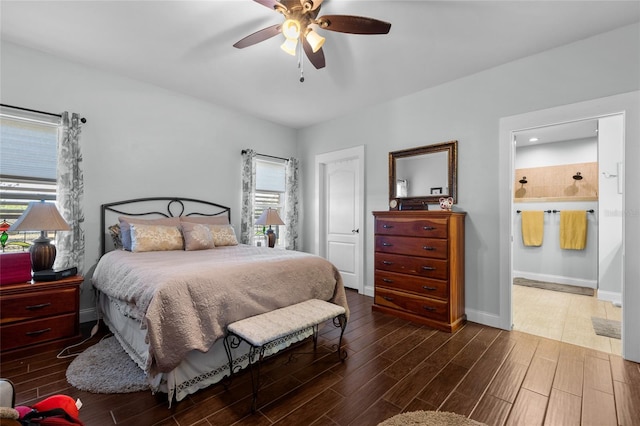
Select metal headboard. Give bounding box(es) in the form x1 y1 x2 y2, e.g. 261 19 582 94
100 197 231 256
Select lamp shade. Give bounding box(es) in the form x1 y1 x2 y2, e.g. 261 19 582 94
8 201 70 232
255 208 285 227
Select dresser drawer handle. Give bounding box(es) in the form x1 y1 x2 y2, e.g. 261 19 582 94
382 242 393 247
383 261 393 265
26 328 52 336
422 266 436 271
422 286 437 291
382 224 394 229
25 303 51 310
423 226 436 231
383 296 395 302
423 306 436 312
382 278 394 283
423 246 435 251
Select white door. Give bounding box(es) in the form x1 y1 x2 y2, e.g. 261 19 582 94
315 146 364 293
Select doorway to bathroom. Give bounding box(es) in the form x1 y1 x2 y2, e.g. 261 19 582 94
511 115 623 355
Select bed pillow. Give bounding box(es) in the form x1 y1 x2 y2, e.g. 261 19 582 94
129 223 184 253
207 224 238 246
119 216 181 251
182 222 216 251
180 215 230 225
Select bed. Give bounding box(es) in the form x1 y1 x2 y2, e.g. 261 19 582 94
91 197 349 403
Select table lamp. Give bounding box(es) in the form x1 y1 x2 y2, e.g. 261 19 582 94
8 201 70 271
255 208 285 248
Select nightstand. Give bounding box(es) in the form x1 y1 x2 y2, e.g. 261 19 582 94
0 275 83 361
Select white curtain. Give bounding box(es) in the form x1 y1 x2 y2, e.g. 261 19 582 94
54 112 84 272
284 157 300 250
240 149 256 245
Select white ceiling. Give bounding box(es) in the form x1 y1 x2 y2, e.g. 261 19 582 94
1 1 639 129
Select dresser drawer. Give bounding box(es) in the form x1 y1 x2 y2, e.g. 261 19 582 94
0 313 77 351
0 288 77 325
375 236 448 259
375 253 448 280
375 270 448 300
375 217 448 238
375 288 448 321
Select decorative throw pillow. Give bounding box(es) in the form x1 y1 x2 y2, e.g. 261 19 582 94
182 222 215 251
108 224 123 249
118 216 181 251
207 224 238 246
180 215 229 226
129 223 184 253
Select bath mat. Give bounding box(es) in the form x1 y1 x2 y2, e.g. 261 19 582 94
591 317 621 339
513 277 594 296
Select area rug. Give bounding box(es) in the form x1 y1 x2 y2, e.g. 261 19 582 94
591 317 621 339
513 277 594 296
378 411 487 426
66 336 149 393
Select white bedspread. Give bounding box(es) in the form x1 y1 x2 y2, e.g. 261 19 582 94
91 245 348 374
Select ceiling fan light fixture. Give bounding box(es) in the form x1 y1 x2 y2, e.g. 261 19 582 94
282 19 301 40
300 0 323 12
305 29 325 53
280 37 298 56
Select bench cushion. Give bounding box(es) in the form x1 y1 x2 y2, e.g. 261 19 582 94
227 299 346 347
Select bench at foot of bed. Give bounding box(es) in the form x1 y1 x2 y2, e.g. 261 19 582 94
223 299 347 412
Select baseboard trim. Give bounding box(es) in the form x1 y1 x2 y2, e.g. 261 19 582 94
466 309 505 330
597 290 622 306
80 307 98 324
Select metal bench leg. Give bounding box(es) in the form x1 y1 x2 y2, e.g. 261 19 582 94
248 345 266 413
334 314 348 362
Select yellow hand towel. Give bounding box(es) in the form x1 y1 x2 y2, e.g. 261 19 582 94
560 210 587 250
521 211 544 247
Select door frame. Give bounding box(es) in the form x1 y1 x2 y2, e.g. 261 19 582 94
315 145 365 294
498 91 640 362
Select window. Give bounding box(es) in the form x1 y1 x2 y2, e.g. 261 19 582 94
0 106 60 252
254 158 286 247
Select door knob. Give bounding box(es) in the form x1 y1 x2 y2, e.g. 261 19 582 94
352 229 359 234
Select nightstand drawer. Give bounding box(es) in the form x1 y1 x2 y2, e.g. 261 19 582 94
0 288 77 324
0 313 77 351
375 288 448 321
375 236 448 259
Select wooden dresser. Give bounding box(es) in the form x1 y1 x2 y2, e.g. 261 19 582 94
372 210 466 332
0 275 83 361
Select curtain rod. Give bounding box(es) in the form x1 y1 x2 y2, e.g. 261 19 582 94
241 150 288 162
0 103 87 123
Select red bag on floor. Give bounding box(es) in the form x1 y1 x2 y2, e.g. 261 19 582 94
16 395 84 426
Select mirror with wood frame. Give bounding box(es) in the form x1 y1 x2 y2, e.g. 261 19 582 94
389 140 458 208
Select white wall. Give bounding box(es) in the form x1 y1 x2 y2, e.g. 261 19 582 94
0 41 298 320
298 23 639 323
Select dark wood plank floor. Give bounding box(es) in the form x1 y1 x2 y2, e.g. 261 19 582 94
2 290 639 425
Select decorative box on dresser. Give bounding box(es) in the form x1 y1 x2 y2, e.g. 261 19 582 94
0 275 83 361
372 210 466 332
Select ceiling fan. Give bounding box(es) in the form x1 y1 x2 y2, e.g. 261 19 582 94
233 0 391 79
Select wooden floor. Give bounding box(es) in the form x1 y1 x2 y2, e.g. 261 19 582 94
2 289 639 426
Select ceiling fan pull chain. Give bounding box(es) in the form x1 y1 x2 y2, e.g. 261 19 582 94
298 40 305 83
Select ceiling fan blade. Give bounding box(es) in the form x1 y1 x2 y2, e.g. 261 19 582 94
233 24 282 49
302 38 326 69
316 15 391 34
253 0 284 11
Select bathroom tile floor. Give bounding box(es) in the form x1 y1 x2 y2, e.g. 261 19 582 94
512 284 622 355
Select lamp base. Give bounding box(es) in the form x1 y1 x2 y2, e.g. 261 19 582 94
265 229 276 248
30 237 56 272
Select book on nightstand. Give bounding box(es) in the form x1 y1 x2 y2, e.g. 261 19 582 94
32 267 78 282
